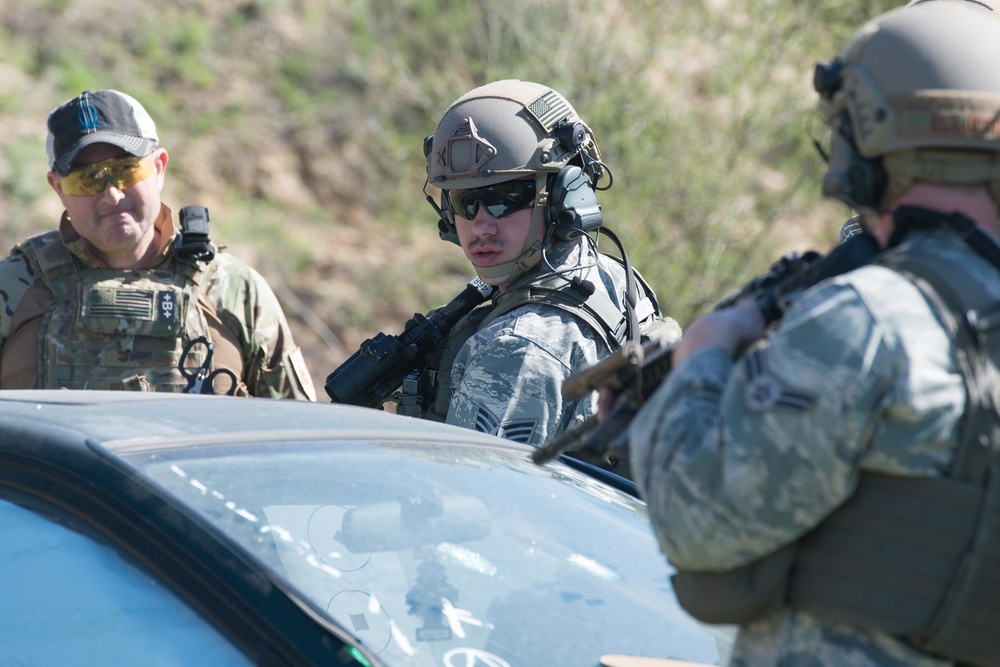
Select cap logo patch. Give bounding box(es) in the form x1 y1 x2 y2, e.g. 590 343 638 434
77 99 101 132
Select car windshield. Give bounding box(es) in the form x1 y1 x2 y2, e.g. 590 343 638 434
119 437 733 666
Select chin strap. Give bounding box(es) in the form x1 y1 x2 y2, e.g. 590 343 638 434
471 172 550 285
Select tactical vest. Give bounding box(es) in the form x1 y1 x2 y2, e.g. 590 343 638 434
398 256 675 421
18 231 222 392
671 243 1000 667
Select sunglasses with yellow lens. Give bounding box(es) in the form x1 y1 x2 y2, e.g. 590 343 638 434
60 155 156 197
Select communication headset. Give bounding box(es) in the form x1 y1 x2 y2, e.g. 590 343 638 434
814 59 889 211
548 119 604 239
547 165 603 240
424 118 606 245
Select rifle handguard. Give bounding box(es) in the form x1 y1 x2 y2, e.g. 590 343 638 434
532 230 883 470
561 340 647 401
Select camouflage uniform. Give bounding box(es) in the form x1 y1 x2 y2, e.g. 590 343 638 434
0 204 316 400
422 79 677 448
447 236 657 446
629 230 989 666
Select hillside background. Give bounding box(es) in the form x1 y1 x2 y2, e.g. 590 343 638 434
0 0 894 391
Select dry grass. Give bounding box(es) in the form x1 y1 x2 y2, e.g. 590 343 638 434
0 0 896 388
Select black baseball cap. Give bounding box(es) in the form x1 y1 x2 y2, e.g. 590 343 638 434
46 90 159 176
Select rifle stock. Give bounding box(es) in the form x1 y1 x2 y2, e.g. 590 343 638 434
533 231 882 469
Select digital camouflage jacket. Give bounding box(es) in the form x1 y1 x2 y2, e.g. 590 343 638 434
630 230 1000 667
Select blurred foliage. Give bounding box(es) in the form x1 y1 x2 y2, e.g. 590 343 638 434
0 0 897 371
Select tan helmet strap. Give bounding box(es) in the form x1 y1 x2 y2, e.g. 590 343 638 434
472 172 549 284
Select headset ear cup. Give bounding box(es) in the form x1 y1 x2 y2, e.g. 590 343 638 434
822 111 888 210
547 166 603 240
847 157 887 210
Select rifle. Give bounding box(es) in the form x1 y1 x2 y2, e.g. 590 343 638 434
532 230 883 472
325 277 496 409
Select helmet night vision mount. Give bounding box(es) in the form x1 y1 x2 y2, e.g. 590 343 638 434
423 80 609 285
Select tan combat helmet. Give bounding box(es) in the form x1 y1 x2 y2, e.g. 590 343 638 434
814 1 1000 212
424 80 606 284
906 0 999 10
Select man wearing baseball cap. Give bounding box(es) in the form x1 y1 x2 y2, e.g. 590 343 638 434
0 89 316 398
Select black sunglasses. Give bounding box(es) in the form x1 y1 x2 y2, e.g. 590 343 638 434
446 180 536 219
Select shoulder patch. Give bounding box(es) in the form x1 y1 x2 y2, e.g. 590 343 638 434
474 405 502 435
497 419 538 444
471 404 539 443
742 349 816 413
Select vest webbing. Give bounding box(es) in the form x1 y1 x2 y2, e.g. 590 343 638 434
17 231 226 392
406 256 665 421
413 275 631 422
491 253 664 351
492 279 626 351
672 242 1000 667
19 230 205 287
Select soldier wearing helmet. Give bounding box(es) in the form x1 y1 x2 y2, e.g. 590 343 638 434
415 79 678 455
629 2 1000 665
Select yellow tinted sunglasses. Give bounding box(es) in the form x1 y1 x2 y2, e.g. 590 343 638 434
60 155 155 196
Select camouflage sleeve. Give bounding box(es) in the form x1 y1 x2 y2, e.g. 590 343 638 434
0 252 36 347
629 276 905 571
446 310 597 446
203 254 317 401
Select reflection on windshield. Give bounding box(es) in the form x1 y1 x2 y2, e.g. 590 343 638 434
124 440 733 666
